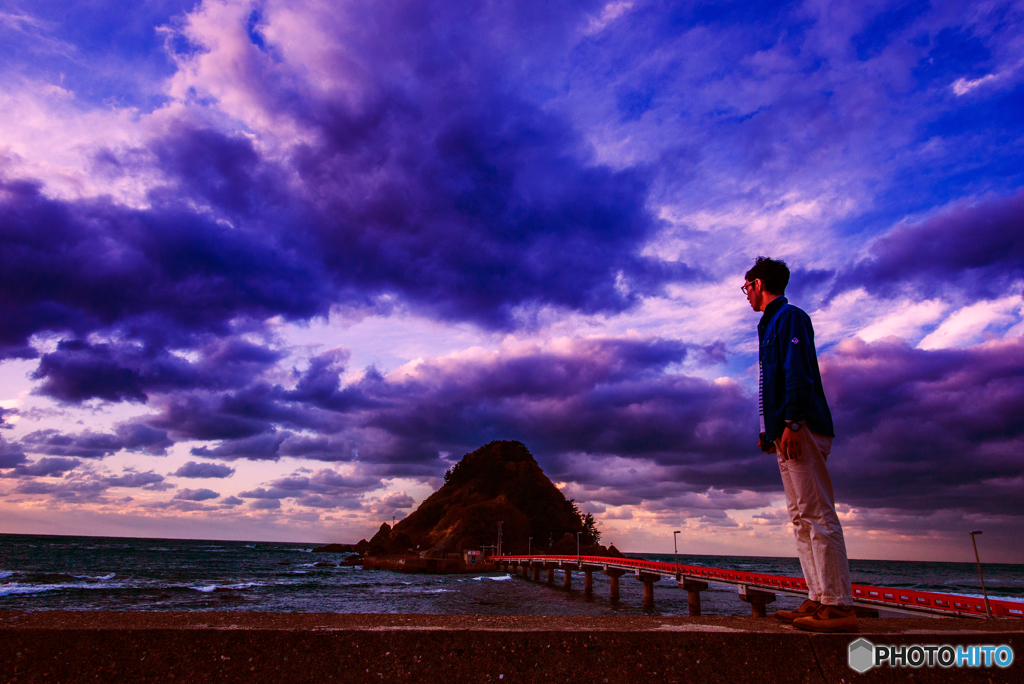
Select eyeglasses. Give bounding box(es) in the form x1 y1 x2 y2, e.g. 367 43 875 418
741 280 758 295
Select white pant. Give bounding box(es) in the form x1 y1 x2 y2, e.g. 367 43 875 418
776 428 853 606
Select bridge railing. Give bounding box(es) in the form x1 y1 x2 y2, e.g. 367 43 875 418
494 554 1024 619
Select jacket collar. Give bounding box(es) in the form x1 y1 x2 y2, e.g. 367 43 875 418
758 295 788 333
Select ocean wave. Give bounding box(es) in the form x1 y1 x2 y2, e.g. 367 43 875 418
188 582 262 593
0 581 119 597
0 571 13 579
467 575 513 582
71 573 116 580
0 583 55 597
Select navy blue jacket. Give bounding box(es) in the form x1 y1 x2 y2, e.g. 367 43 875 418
758 296 835 441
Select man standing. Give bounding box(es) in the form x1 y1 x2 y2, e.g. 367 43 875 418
744 256 857 633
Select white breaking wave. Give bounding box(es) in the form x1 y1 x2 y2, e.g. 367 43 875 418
469 574 513 582
71 573 116 580
0 581 118 597
188 582 262 593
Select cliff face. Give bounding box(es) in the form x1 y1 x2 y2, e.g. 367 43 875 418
388 440 593 557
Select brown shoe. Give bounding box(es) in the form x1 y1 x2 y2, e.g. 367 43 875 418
793 603 858 632
774 599 819 623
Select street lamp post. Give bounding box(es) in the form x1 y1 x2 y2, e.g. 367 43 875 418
576 532 581 565
969 530 992 618
528 537 532 557
673 530 681 582
498 521 503 558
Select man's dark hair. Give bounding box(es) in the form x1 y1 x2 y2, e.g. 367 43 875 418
745 256 790 295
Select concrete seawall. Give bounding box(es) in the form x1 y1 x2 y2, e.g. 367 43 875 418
1 611 1020 683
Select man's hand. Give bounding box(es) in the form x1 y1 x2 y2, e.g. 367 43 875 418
778 425 802 461
758 434 776 454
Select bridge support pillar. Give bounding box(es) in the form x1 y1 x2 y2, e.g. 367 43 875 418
604 568 626 602
584 571 593 597
680 579 709 617
563 567 572 590
739 585 776 617
637 572 661 609
546 565 555 585
532 564 541 582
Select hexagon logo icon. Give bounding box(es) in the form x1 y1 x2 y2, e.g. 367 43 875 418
848 638 875 673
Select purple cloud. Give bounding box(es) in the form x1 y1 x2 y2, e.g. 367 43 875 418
837 191 1024 301
172 488 219 502
18 424 171 458
822 336 1024 515
2 457 81 478
171 461 235 479
103 470 172 491
0 437 27 469
30 336 284 404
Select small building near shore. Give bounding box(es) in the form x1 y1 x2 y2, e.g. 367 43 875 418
464 550 481 564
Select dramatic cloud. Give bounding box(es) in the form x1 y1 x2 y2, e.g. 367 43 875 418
148 337 753 482
822 336 1024 515
837 191 1024 301
1 0 1023 557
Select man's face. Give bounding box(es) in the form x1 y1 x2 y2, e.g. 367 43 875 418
743 279 762 312
745 278 761 309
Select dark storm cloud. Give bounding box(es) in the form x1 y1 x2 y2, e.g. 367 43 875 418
173 337 765 489
18 424 171 458
31 336 284 404
0 0 695 374
171 461 235 479
146 332 1024 518
822 336 1024 515
836 191 1024 300
189 431 290 460
0 177 331 363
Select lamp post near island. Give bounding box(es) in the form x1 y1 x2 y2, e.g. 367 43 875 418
528 537 532 557
969 530 992 618
576 532 581 565
497 521 503 558
673 530 681 582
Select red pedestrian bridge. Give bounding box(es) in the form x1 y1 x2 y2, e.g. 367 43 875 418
494 554 1024 620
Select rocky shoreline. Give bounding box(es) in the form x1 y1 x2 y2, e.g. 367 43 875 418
2 611 1020 683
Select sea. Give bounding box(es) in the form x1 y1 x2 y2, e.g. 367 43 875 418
2 533 1021 617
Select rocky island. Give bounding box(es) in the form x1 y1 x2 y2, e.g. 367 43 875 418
316 440 620 572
